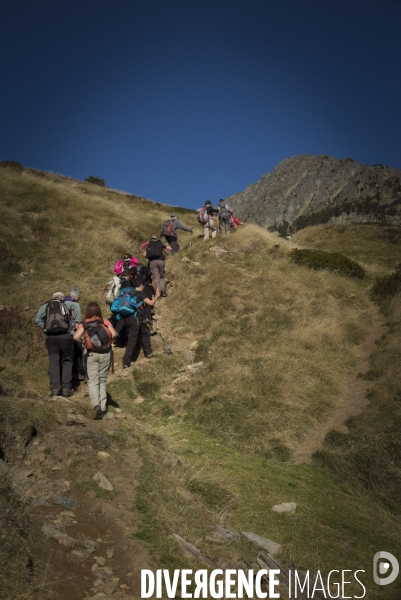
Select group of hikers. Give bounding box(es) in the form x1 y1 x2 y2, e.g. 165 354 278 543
34 201 242 420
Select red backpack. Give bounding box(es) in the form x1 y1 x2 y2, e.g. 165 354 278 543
83 318 112 352
197 207 209 224
161 219 174 237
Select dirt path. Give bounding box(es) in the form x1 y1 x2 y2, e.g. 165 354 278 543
6 381 155 600
293 302 387 463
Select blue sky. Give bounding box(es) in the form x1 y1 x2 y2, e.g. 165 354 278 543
1 0 401 208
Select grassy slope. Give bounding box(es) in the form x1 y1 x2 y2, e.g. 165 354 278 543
292 222 401 274
1 166 401 598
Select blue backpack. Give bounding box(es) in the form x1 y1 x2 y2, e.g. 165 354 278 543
110 291 144 320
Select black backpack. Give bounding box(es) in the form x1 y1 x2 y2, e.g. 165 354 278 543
83 318 112 353
146 239 163 261
138 265 152 283
45 299 70 334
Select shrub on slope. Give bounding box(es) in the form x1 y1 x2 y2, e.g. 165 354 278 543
290 248 365 278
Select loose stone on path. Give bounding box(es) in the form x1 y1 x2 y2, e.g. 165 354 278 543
93 472 114 491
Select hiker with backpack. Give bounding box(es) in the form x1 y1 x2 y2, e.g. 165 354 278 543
198 200 219 240
64 286 85 381
34 292 82 397
218 199 234 235
144 235 171 297
138 266 157 326
114 254 138 277
160 214 193 255
111 273 160 368
73 302 117 420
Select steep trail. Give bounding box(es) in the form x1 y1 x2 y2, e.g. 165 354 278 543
292 301 387 463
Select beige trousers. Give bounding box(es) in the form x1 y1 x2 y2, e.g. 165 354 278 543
86 351 111 411
203 218 217 240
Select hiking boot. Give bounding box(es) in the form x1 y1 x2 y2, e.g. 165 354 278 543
61 387 74 397
50 388 61 397
123 363 131 369
160 290 167 297
93 406 103 420
146 352 155 359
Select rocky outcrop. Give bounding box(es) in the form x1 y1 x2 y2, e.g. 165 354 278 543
225 155 401 234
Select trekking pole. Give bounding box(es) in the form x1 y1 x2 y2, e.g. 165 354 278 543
189 231 193 251
155 299 159 332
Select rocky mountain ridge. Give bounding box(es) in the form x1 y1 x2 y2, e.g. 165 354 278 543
225 155 401 235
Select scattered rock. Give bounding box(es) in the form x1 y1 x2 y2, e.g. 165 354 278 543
19 272 29 277
97 451 110 460
97 566 113 578
115 408 122 414
93 579 103 587
31 497 49 507
241 532 281 555
134 396 144 404
95 556 107 566
104 413 114 420
52 465 62 471
114 413 126 420
119 583 130 589
209 246 233 255
92 563 99 572
93 472 114 491
96 537 102 543
83 539 97 549
171 374 189 385
71 550 84 558
0 460 10 476
101 581 118 595
179 361 203 373
62 480 70 488
0 305 4 311
189 340 198 349
206 525 241 544
53 497 77 510
23 305 30 311
272 502 297 514
106 549 114 559
59 510 76 517
66 414 86 426
176 487 194 501
41 525 76 547
180 257 200 266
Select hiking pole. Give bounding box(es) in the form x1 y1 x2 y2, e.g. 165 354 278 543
155 299 159 332
189 231 193 251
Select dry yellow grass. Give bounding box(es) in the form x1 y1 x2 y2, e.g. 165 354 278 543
2 166 401 599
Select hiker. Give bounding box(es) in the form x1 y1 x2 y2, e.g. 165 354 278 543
160 214 193 255
218 199 233 235
112 273 161 368
64 286 85 381
198 200 219 240
34 292 82 397
140 267 157 326
114 253 138 277
144 235 171 297
73 302 117 420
